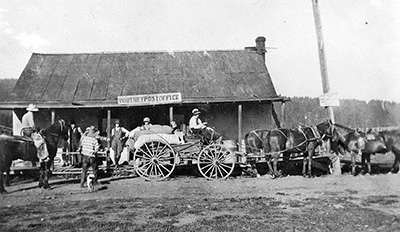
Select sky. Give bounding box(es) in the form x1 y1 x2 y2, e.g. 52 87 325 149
0 0 399 103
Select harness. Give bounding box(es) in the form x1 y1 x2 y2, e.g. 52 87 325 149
272 128 308 153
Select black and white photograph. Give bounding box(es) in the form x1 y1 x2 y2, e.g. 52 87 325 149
0 0 399 231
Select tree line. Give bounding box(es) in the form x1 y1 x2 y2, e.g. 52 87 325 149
0 79 399 129
0 79 17 127
274 97 400 129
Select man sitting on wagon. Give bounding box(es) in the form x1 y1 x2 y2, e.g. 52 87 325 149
189 108 222 144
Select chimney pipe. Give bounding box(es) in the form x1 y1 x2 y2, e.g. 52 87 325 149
255 36 266 61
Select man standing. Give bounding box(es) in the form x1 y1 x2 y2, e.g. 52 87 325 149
111 120 129 167
68 120 83 167
21 104 39 137
79 126 100 188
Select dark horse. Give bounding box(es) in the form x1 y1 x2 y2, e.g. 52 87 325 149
332 123 400 175
244 120 334 178
0 119 67 193
244 129 270 155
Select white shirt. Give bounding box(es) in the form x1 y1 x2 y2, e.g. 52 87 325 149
189 115 205 129
21 111 35 128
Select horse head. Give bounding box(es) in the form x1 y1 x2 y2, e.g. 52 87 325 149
316 120 335 140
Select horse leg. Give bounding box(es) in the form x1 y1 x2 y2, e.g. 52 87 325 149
273 153 281 178
42 160 51 189
366 153 371 174
351 151 357 176
0 168 6 194
5 168 10 186
302 153 307 177
38 161 44 188
390 147 400 173
361 153 366 174
265 155 274 176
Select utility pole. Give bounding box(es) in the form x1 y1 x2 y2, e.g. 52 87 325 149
311 0 335 123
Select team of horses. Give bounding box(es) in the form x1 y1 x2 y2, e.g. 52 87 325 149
0 118 399 193
244 120 400 178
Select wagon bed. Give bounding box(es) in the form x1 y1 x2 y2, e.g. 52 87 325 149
131 133 236 181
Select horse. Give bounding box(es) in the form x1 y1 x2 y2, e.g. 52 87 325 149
333 123 400 175
262 120 334 178
244 129 270 154
0 119 67 193
38 119 68 188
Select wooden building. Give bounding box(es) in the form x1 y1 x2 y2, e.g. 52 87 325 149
0 37 287 158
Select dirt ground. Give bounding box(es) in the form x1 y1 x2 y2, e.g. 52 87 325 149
1 164 400 232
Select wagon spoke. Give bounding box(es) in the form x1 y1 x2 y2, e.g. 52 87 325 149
159 162 173 173
141 162 152 175
159 155 175 162
217 165 225 177
200 163 214 175
212 166 218 178
156 144 168 158
200 162 213 170
137 148 152 159
220 163 233 169
204 149 216 160
199 155 213 163
221 166 230 175
157 148 172 159
155 164 165 177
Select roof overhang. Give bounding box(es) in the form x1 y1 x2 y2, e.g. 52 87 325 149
0 97 289 110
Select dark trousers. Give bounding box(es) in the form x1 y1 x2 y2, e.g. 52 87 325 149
80 155 99 187
22 128 36 167
70 142 82 166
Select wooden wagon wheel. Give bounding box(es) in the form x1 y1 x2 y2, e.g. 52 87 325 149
133 140 177 181
197 144 235 180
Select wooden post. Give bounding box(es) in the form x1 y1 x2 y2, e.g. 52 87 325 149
107 110 111 149
169 107 173 124
281 101 286 128
311 0 335 123
51 110 55 124
238 104 242 145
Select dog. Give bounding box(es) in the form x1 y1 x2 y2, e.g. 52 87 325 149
87 174 95 192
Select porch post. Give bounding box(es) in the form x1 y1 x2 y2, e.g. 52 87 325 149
51 110 55 124
238 104 242 144
281 101 286 128
107 110 111 149
169 106 173 124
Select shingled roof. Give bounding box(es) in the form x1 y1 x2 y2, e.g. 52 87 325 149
2 49 283 109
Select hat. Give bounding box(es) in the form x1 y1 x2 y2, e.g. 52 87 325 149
86 126 99 137
143 117 150 122
192 108 200 115
115 119 120 124
26 104 39 112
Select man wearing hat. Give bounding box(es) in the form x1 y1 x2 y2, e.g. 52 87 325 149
111 119 129 167
68 119 83 167
140 117 153 131
79 126 101 188
21 103 39 137
189 108 207 134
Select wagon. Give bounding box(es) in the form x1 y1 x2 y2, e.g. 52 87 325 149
129 132 236 181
